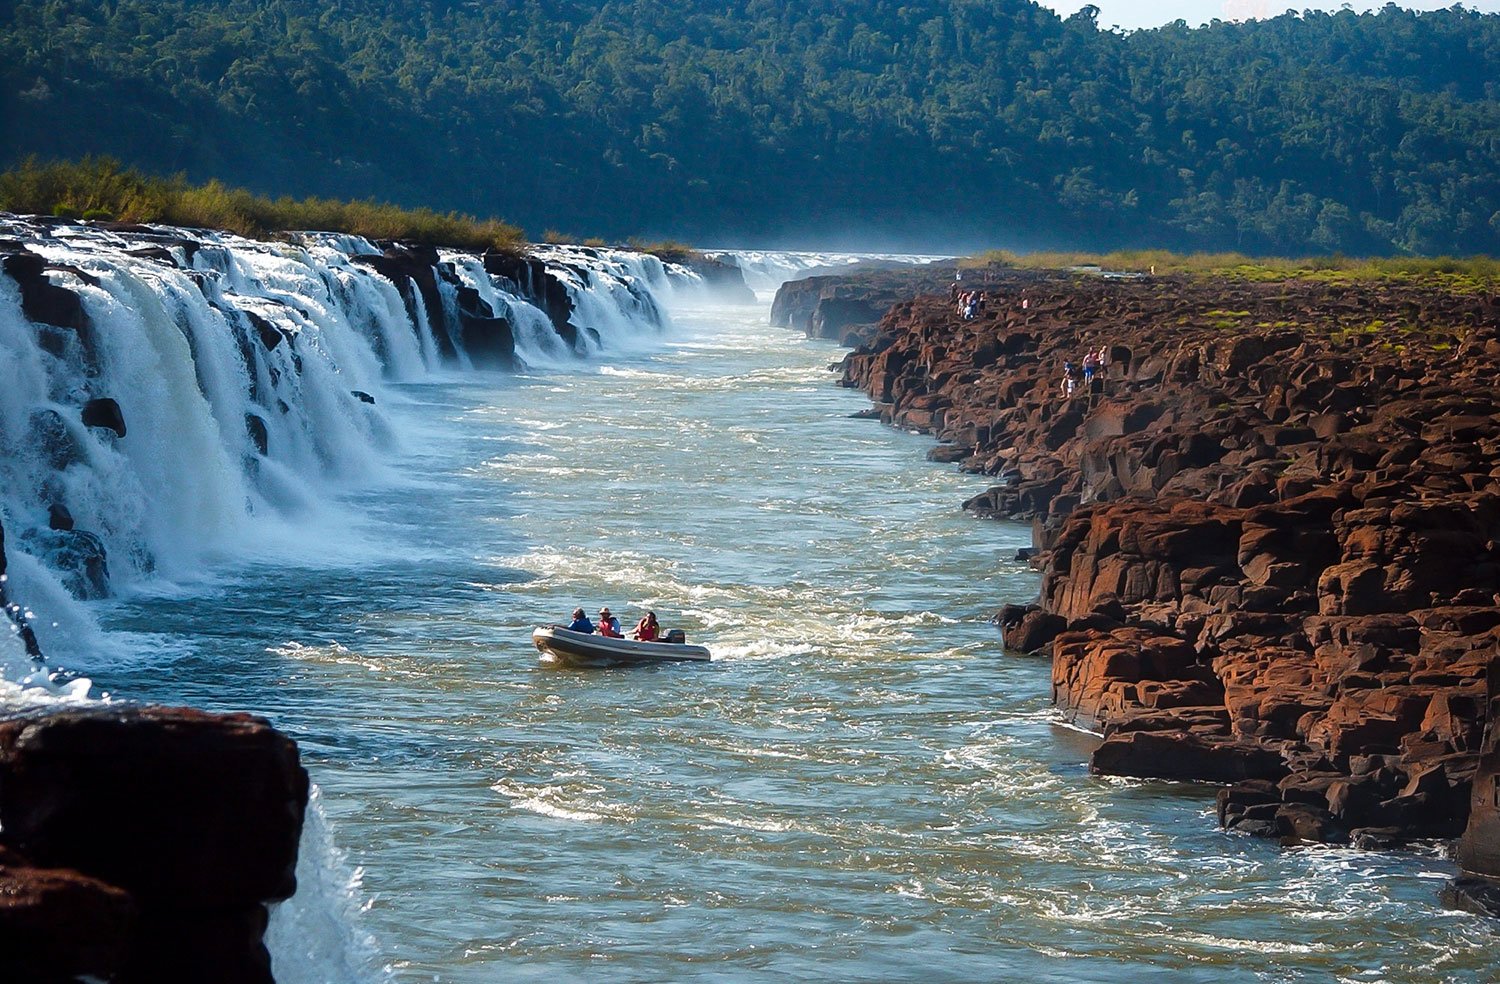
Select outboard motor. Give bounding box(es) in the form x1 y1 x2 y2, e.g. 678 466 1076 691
665 629 686 644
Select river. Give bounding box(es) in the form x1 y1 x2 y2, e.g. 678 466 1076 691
17 284 1500 982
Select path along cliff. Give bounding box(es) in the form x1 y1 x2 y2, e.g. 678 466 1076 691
779 264 1500 878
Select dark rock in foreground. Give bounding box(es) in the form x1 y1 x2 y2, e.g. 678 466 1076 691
0 706 309 982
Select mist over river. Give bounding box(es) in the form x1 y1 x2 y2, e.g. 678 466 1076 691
15 285 1500 981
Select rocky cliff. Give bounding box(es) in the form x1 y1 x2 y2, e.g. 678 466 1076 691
817 266 1500 851
770 266 960 345
0 706 309 982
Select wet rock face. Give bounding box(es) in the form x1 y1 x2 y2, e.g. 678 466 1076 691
2 249 89 332
0 706 309 982
0 520 42 660
353 244 456 359
825 266 1500 848
1456 658 1500 893
453 283 517 368
81 397 127 438
246 411 270 456
483 250 578 346
0 845 136 980
19 526 109 599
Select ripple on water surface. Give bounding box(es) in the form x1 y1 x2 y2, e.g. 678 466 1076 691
96 303 1498 982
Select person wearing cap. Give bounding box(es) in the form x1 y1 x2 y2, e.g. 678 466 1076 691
566 607 595 633
596 607 623 638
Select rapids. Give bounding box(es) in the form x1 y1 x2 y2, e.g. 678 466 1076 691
1 236 1496 981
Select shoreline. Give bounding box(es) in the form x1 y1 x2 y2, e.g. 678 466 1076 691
776 264 1500 874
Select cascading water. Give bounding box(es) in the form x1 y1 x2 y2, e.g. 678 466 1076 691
8 233 1496 982
703 248 952 296
0 216 721 982
527 244 703 355
0 217 710 675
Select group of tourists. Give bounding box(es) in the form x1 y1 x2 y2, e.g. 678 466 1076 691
567 606 660 641
956 289 987 320
1061 345 1111 397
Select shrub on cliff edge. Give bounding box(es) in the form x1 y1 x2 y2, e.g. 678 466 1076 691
0 157 527 253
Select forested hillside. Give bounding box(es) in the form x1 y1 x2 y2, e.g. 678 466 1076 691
3 0 1498 253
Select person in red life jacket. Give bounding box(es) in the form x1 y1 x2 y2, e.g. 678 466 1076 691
597 607 623 637
633 610 660 641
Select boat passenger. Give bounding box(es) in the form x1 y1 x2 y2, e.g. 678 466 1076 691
567 607 595 633
597 607 623 638
634 611 660 641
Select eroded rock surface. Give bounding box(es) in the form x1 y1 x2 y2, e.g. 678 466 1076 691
0 706 309 982
818 266 1500 847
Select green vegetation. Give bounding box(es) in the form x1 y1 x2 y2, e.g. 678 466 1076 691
627 239 702 264
0 157 525 251
1 1 1499 254
965 247 1500 287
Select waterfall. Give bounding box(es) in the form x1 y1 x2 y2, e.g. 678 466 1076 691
266 785 388 984
0 217 707 676
703 248 953 295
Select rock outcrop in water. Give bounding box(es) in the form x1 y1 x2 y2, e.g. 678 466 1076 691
0 706 308 982
806 265 1500 851
0 520 43 660
770 266 957 346
682 254 758 304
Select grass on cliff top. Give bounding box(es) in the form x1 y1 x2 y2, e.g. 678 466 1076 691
0 156 527 253
964 248 1500 289
627 238 703 263
541 229 700 262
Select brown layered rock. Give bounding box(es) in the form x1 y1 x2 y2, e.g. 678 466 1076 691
803 264 1500 850
1449 655 1500 914
0 845 136 980
0 706 309 982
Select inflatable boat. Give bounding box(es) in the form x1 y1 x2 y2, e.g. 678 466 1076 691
531 625 711 668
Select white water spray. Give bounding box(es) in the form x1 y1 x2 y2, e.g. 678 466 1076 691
0 220 708 663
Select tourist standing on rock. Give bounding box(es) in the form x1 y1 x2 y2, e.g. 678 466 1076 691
567 607 595 633
1082 349 1098 385
1062 361 1077 397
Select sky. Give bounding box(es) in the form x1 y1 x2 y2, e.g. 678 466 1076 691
1036 0 1500 31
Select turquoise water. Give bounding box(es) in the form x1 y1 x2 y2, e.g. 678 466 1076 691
93 300 1498 982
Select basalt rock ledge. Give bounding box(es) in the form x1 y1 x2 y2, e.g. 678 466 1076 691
811 266 1500 857
0 705 309 982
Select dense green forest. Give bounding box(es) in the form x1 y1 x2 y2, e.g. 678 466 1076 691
2 0 1498 253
